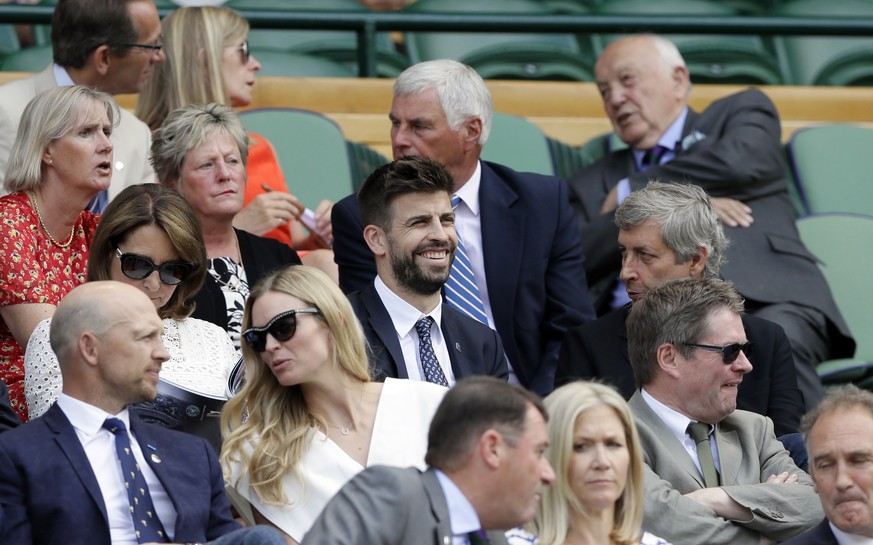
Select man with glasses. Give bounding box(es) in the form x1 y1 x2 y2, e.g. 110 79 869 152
0 0 163 210
557 182 804 439
624 276 821 545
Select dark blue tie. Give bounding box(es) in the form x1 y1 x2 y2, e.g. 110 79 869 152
640 145 670 170
414 316 449 387
102 418 168 543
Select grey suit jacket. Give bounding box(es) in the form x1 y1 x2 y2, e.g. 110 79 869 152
781 519 839 545
0 66 155 198
302 466 509 545
629 391 822 545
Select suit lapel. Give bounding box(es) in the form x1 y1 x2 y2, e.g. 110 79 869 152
440 307 468 379
44 404 110 523
421 469 453 545
129 417 181 516
618 304 631 363
361 284 408 378
713 425 742 486
478 162 522 332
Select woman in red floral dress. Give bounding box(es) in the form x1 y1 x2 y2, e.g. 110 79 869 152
0 85 118 421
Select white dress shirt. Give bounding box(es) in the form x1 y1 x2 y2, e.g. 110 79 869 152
374 276 456 385
56 394 177 544
832 523 873 545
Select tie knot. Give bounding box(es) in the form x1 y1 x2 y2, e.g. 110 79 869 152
451 195 462 209
102 417 127 435
641 145 670 168
687 421 712 442
415 316 434 337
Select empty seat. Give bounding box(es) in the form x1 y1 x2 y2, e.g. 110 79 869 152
0 45 52 72
253 50 356 77
482 113 555 175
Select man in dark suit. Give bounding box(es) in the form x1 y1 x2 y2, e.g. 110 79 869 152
557 182 804 437
302 376 555 545
0 281 284 545
783 385 873 545
332 59 594 395
569 34 854 409
349 156 507 384
0 381 19 432
625 277 821 545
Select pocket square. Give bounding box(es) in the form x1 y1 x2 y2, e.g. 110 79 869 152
680 130 707 151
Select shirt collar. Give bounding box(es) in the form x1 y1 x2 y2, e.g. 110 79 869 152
56 393 131 438
831 522 873 545
373 276 443 339
435 469 482 536
641 388 698 443
632 107 689 165
453 161 482 216
52 64 75 87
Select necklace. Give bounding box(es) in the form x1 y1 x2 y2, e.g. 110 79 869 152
324 383 367 437
327 423 352 436
28 191 75 248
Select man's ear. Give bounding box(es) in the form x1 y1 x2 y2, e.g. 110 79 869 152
364 224 388 257
478 428 504 469
657 342 682 380
79 332 101 368
689 246 709 278
92 45 113 76
672 65 691 98
462 116 483 151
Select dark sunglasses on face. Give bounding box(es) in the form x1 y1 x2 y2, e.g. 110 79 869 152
115 248 193 286
242 307 320 352
685 341 753 364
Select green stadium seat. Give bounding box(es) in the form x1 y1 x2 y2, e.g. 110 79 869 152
482 113 555 175
1 45 52 72
347 141 389 192
253 50 356 77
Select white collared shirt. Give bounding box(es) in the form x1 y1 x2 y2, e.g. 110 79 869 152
831 522 873 545
374 276 455 385
435 469 483 545
52 64 75 86
56 394 177 544
640 389 722 476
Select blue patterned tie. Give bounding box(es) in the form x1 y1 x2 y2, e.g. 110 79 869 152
414 316 449 387
445 196 488 324
640 145 670 171
102 418 168 543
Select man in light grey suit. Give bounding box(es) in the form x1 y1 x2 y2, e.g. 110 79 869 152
625 277 822 545
0 0 161 205
302 376 555 545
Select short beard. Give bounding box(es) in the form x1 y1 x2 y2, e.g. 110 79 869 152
387 237 454 296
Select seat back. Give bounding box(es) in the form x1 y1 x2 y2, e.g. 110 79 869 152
238 108 355 207
0 45 52 72
787 124 873 216
796 213 873 363
253 50 357 78
482 113 554 175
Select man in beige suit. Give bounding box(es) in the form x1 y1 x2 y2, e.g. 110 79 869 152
625 277 822 545
0 0 162 207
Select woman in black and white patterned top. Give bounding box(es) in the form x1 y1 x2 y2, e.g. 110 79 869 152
151 103 301 354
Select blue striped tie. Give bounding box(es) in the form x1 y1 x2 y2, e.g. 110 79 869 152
445 196 488 324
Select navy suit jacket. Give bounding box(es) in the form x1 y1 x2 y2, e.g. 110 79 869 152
781 519 839 545
556 305 804 437
348 283 508 382
0 403 240 545
567 89 853 360
332 161 595 394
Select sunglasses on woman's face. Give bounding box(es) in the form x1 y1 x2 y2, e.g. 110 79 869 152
239 40 250 64
242 307 320 352
115 248 193 286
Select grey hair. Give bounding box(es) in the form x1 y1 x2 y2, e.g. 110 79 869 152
801 384 873 453
5 86 119 193
615 181 727 278
626 277 744 387
394 59 493 146
150 102 249 187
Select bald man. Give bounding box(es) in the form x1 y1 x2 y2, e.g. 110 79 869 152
0 281 282 545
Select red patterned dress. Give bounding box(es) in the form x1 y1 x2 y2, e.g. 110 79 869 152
0 192 99 421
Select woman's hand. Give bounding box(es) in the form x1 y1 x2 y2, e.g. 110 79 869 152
233 190 304 236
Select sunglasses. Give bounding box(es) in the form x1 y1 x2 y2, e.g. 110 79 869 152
685 341 753 364
242 307 320 352
115 248 193 286
239 40 250 64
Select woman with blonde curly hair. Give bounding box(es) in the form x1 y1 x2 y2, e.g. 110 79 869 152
508 381 671 545
221 265 446 544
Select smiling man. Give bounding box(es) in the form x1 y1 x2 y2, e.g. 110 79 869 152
783 385 873 545
348 156 507 385
624 277 821 545
0 0 163 209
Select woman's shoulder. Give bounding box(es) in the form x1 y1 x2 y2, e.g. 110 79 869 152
383 377 449 400
640 531 674 545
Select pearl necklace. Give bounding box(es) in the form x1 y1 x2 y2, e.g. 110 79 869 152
28 191 75 248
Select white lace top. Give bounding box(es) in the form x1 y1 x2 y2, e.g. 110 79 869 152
24 316 238 419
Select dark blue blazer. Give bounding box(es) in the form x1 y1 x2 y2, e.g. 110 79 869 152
348 283 508 382
0 403 240 545
781 519 838 545
556 305 804 437
332 161 595 395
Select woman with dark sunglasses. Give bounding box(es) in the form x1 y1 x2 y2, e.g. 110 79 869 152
24 185 238 431
0 86 117 421
135 6 336 282
220 266 447 544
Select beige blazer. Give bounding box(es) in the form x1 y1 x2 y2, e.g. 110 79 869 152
629 391 822 545
0 65 155 199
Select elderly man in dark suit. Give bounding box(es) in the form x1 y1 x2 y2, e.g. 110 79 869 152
332 59 594 395
349 156 507 385
0 281 283 545
569 34 854 410
302 376 555 545
557 182 804 438
783 385 873 545
625 277 821 545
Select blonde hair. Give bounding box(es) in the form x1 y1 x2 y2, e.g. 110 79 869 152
530 382 645 545
220 266 370 504
136 6 248 130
